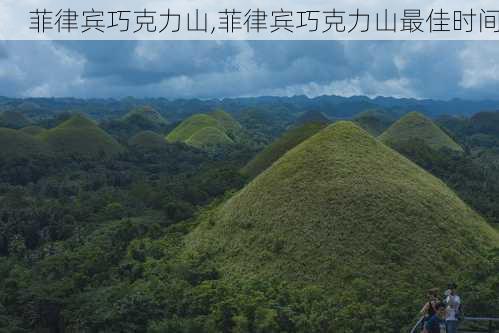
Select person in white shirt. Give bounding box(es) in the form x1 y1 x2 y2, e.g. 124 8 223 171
445 283 461 333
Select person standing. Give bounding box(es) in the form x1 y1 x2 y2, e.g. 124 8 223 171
423 302 447 333
445 283 461 333
420 288 440 331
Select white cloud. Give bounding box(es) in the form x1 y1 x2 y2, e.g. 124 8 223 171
257 75 417 99
459 42 499 89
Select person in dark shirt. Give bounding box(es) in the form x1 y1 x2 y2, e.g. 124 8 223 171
424 302 447 333
420 288 440 331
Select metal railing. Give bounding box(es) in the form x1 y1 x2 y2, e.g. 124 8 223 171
410 316 499 333
410 316 425 333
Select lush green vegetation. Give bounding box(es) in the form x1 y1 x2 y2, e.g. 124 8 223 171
0 123 249 332
388 139 499 224
100 106 173 144
20 126 47 136
128 131 169 151
0 111 31 129
353 108 399 136
380 112 463 152
188 122 499 331
166 111 241 149
241 122 327 178
124 106 169 125
294 110 330 126
210 109 242 138
0 127 50 160
0 102 499 333
39 114 125 158
437 111 499 151
185 127 234 149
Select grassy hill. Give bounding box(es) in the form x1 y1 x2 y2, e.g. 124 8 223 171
210 110 241 137
166 114 221 142
128 130 168 150
39 114 124 158
469 111 499 135
379 112 463 152
186 121 499 330
20 126 47 136
354 109 398 136
166 111 240 148
241 122 327 178
0 128 50 159
123 106 168 125
185 126 234 148
0 111 31 129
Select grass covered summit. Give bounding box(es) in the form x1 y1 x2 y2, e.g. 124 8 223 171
186 121 499 330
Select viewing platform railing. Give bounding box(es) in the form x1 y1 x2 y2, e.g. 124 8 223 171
410 316 499 333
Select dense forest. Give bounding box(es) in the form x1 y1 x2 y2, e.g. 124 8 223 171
0 96 498 333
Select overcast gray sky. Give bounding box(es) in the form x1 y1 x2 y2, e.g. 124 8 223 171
0 41 497 100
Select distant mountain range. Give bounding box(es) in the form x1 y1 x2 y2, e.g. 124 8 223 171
2 95 499 122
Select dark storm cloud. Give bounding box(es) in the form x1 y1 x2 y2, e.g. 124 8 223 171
58 41 256 86
0 40 498 100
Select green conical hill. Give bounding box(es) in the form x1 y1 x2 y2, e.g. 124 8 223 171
379 112 463 152
39 114 124 158
186 121 499 329
166 112 240 148
185 127 234 148
124 106 168 125
209 110 241 135
241 122 327 178
166 114 221 143
0 127 50 159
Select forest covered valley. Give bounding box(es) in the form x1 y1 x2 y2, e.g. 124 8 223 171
0 95 498 333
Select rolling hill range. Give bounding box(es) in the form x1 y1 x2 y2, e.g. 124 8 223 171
186 121 499 330
241 122 327 178
39 114 124 158
0 128 50 160
379 112 463 152
166 111 240 149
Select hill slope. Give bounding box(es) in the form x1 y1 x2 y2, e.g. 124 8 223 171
186 121 499 329
20 126 47 136
123 106 168 125
166 114 221 143
379 112 463 152
294 110 330 126
241 122 327 178
353 109 398 136
39 114 124 158
185 126 234 148
209 110 241 137
0 128 49 159
128 131 168 150
166 112 240 148
0 111 31 129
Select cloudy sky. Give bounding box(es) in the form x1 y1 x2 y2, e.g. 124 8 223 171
0 40 498 100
